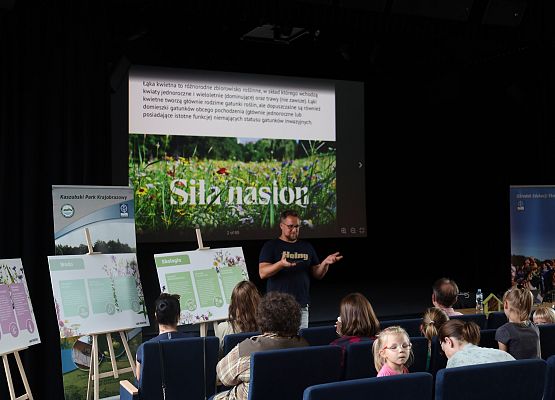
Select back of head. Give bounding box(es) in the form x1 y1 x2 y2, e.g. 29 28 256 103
339 292 380 337
432 278 459 308
372 326 413 372
503 287 533 322
438 319 480 345
421 307 449 341
155 293 181 326
229 280 261 332
256 291 300 336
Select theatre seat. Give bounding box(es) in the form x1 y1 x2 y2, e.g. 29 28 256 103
451 313 487 329
248 345 342 400
380 318 422 337
303 372 433 400
487 311 508 329
478 329 498 349
299 326 338 346
544 355 555 400
435 358 546 400
539 323 555 359
120 337 218 400
223 331 260 356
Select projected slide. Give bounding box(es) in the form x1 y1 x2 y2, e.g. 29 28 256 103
128 66 366 241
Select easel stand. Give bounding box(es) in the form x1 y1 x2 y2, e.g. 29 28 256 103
2 349 33 400
82 228 136 400
86 331 136 400
195 229 219 338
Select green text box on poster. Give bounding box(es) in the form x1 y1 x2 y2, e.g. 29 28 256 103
219 267 245 304
87 278 117 315
114 276 141 312
166 272 197 312
59 279 89 318
193 269 224 308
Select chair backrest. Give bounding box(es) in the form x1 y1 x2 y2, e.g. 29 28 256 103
451 313 487 329
343 340 376 380
223 331 260 356
248 345 342 400
539 323 555 359
303 372 433 400
380 318 422 337
410 336 429 373
545 355 555 400
487 311 508 329
479 329 498 349
140 337 218 400
435 358 546 400
299 326 338 346
429 336 447 376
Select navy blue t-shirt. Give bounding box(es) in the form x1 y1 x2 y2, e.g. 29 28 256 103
259 238 320 306
136 331 192 364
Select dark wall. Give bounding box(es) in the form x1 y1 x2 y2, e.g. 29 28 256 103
1 0 554 398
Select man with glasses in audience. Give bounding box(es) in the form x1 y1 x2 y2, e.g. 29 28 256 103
259 209 342 328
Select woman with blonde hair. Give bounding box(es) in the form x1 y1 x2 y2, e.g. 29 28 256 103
216 280 261 351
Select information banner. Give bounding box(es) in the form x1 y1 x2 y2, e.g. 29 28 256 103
0 259 40 355
51 185 144 400
510 185 555 302
48 253 148 337
154 247 248 324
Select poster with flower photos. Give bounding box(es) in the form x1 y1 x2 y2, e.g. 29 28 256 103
48 253 149 338
0 259 41 355
154 247 249 325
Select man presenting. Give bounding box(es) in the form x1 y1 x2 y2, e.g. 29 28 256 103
259 210 343 328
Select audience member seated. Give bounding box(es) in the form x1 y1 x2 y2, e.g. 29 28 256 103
214 291 308 400
420 307 449 370
439 319 515 368
135 293 191 381
215 280 260 352
496 287 541 359
330 293 380 356
373 326 413 377
532 304 555 325
432 278 463 316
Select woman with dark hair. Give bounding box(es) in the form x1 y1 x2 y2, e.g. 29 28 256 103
135 293 190 380
439 319 514 368
215 280 261 351
330 293 380 352
214 291 308 400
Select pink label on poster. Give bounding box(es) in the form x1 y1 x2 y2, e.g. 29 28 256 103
0 284 18 337
10 283 33 333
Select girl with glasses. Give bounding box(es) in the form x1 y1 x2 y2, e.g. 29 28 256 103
373 326 413 377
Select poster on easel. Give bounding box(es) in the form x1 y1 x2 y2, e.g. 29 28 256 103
0 259 40 355
52 185 144 400
154 247 248 324
48 253 148 337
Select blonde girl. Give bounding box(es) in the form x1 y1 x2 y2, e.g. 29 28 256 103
495 287 540 359
420 307 449 370
533 305 555 325
373 326 413 377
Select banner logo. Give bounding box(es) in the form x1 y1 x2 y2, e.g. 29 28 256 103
60 204 75 218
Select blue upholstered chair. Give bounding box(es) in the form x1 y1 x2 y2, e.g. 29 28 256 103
120 337 219 400
539 323 555 359
343 341 376 380
544 355 555 400
487 311 508 329
451 313 487 329
303 372 433 400
428 336 447 376
299 326 338 346
248 345 342 400
435 359 546 400
223 331 260 356
380 318 422 337
410 336 429 373
478 329 498 349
